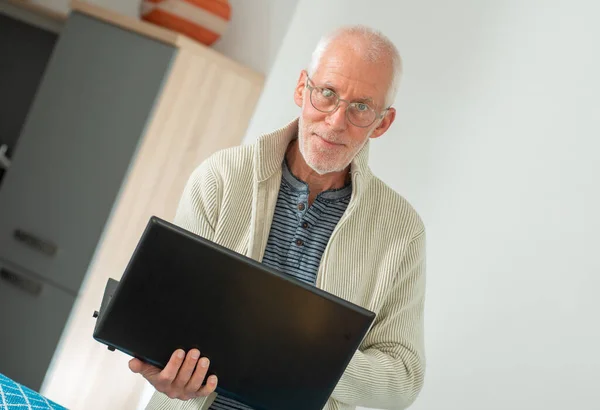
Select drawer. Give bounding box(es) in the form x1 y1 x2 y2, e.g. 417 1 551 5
0 258 75 391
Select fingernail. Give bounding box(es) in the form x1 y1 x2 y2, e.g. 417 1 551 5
209 376 217 384
191 350 200 359
177 350 185 359
200 358 209 368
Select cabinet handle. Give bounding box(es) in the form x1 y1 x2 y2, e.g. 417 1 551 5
0 267 43 296
13 229 57 257
0 145 10 170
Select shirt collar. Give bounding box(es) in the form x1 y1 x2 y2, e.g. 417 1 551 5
281 157 352 201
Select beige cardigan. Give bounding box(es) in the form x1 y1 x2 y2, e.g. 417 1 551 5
147 119 426 410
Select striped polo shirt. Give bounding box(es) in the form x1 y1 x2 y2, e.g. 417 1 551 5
208 158 352 410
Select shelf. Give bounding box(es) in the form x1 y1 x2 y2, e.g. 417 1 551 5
0 0 262 83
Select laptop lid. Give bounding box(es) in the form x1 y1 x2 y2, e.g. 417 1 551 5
93 216 375 410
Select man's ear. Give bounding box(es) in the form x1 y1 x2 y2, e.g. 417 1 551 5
294 70 308 108
370 108 396 140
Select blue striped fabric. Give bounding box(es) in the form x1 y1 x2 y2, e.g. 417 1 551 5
208 159 351 410
0 373 66 410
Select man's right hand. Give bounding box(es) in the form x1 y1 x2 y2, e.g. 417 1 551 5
129 349 218 400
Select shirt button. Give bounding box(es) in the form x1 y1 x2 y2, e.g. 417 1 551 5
295 239 304 246
302 222 309 229
298 203 305 211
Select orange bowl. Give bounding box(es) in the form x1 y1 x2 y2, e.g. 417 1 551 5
140 0 231 46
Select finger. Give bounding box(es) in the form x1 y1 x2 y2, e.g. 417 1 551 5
172 349 201 390
186 356 210 393
155 349 186 388
195 375 218 398
129 358 160 379
128 358 144 374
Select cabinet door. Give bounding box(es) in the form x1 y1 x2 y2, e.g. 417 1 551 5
0 258 75 392
0 12 176 293
0 13 58 159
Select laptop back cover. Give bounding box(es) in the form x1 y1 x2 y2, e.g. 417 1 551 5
93 216 375 410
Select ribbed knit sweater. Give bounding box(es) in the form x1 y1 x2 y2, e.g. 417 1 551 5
146 118 426 410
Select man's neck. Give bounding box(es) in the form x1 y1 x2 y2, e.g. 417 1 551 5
285 140 350 206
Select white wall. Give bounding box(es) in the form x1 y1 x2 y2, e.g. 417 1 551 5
30 0 299 74
243 1 600 409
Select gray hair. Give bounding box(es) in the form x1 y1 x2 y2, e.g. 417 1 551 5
307 25 403 108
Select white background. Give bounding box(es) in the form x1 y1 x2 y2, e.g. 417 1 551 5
243 0 600 409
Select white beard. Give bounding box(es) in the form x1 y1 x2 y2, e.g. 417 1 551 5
297 116 372 175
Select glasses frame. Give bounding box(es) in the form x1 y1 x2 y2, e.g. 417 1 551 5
305 75 390 128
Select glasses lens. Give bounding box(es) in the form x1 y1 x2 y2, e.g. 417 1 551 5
308 83 379 128
310 87 338 112
347 104 377 127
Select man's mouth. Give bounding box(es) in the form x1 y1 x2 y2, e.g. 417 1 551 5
314 133 343 147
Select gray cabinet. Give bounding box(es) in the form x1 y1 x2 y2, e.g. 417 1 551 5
0 258 74 390
0 5 58 188
0 12 175 293
0 10 176 392
0 1 264 399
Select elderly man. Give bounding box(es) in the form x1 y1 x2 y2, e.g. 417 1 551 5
134 24 426 410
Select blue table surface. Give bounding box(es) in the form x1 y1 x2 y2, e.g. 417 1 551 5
0 373 66 409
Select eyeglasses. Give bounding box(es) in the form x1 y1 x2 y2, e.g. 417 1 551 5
305 76 389 128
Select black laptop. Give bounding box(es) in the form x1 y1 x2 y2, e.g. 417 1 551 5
92 216 375 410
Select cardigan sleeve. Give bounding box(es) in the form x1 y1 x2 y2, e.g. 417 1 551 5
172 157 221 241
330 229 427 409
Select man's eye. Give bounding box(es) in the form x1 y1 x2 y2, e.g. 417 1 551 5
321 88 336 98
356 103 370 112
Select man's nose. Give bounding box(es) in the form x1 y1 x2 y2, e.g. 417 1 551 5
326 103 348 130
